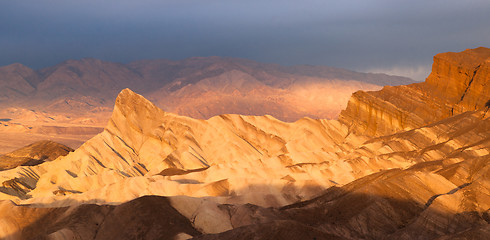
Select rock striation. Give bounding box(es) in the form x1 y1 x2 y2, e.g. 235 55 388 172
0 105 487 239
0 89 368 205
340 47 490 136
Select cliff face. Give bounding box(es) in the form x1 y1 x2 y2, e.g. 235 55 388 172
340 47 490 136
426 47 490 113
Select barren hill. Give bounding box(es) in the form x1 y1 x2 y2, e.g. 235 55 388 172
0 140 73 171
0 63 39 103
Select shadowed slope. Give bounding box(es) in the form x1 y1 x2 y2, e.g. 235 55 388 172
2 150 487 240
0 140 73 171
194 154 489 240
284 157 489 239
0 196 200 240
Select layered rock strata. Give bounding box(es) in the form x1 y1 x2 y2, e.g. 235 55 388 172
340 47 490 136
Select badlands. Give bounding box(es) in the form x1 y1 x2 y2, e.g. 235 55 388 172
0 56 411 153
0 47 488 239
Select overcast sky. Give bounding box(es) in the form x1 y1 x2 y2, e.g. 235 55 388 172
1 0 489 81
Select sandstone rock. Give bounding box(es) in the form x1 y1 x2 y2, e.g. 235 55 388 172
0 86 487 210
340 47 490 136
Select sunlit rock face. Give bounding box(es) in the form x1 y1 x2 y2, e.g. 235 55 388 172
340 47 490 136
426 47 490 113
0 89 369 206
0 48 488 239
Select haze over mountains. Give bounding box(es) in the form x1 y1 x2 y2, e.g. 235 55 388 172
0 56 412 120
0 47 488 239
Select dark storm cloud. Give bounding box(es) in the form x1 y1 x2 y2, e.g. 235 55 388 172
1 0 490 81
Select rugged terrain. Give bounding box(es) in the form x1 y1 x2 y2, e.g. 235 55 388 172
0 57 412 154
0 47 488 239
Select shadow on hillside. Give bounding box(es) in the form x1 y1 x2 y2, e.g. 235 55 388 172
2 196 201 240
2 182 489 240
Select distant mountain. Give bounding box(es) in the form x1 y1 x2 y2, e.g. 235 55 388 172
0 57 413 121
0 63 40 103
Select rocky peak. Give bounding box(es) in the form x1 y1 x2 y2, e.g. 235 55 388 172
0 63 31 72
109 88 168 137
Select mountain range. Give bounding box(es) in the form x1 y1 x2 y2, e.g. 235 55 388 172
0 47 488 239
0 57 412 121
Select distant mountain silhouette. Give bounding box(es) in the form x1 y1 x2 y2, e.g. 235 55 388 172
0 57 413 121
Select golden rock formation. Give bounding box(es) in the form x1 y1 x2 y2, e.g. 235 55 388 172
340 47 490 136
